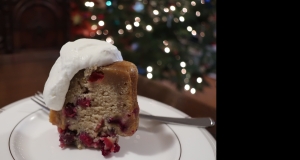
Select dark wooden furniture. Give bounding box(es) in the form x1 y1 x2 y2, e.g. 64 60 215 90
0 0 70 54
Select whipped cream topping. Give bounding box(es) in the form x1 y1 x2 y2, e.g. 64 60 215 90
43 38 123 111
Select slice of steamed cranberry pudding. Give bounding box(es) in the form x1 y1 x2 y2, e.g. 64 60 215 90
49 61 139 156
43 38 139 156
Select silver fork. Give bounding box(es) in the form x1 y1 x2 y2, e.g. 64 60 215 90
31 91 215 128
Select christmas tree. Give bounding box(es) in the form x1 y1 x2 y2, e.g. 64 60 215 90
70 0 216 93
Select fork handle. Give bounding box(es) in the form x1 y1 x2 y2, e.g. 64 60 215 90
139 114 215 128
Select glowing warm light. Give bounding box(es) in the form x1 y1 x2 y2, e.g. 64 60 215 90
173 18 179 23
91 25 97 30
85 1 94 7
96 30 102 35
163 40 168 46
146 25 152 31
153 10 159 15
91 15 96 20
196 11 201 17
118 5 124 10
103 30 108 35
147 66 153 72
147 73 153 79
126 24 132 30
200 32 205 37
162 16 167 22
190 88 196 94
179 16 185 22
191 1 196 6
170 5 175 11
134 22 140 27
153 17 160 23
89 2 94 7
135 17 141 22
197 77 203 83
106 37 112 43
187 26 192 32
192 30 197 36
164 47 170 53
118 29 124 34
201 0 205 4
176 2 181 7
180 61 186 68
181 69 186 74
182 8 187 13
184 84 190 90
164 8 169 12
98 20 104 26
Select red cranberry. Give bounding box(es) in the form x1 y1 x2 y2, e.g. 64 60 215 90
63 103 76 118
113 143 120 153
101 149 111 156
79 132 94 147
59 129 77 148
107 117 128 132
88 71 104 82
76 98 91 108
57 127 65 134
59 133 75 145
99 137 120 155
102 137 113 149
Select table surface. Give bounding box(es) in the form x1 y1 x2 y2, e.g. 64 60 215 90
0 49 216 138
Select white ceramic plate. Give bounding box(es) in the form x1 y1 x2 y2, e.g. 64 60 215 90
0 95 216 160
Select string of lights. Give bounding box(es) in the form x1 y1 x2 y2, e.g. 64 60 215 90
70 0 216 94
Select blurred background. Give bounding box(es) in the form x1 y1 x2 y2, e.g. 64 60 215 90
0 0 216 137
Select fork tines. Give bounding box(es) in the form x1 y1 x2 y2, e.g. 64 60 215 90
31 91 50 111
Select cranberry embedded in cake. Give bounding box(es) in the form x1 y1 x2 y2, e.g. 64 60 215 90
88 71 104 82
63 103 77 118
76 98 91 108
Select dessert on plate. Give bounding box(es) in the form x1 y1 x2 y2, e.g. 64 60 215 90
43 38 139 156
